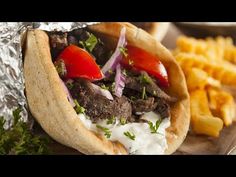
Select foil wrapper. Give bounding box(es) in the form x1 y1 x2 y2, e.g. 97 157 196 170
0 22 99 128
0 22 29 128
33 22 100 32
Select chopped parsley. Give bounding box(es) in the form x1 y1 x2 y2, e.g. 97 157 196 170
0 107 50 155
153 90 157 96
120 117 127 125
128 59 134 66
130 96 136 101
79 33 98 52
122 69 127 76
66 80 74 90
148 119 162 134
142 87 147 100
74 99 85 114
96 125 111 138
119 46 128 57
106 116 116 125
54 59 67 78
138 74 151 84
108 69 114 74
111 82 115 92
101 84 109 90
124 131 135 140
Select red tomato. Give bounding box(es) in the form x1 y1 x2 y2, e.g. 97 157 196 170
121 45 169 87
56 45 103 80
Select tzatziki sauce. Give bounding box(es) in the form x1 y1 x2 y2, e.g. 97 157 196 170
78 111 170 154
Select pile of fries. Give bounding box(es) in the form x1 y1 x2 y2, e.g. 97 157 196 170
173 36 236 137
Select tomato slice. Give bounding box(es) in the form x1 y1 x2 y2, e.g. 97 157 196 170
121 45 169 87
56 45 103 80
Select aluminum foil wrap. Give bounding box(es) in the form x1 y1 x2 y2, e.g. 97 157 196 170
0 22 29 128
33 22 99 31
0 22 99 128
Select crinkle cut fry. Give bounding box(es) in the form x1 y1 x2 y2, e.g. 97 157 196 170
175 53 236 86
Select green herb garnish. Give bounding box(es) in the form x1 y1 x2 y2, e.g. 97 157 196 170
54 59 67 78
111 82 115 92
108 69 114 75
0 117 5 135
66 80 74 90
122 69 127 76
120 117 127 125
142 87 147 100
153 90 157 96
148 119 162 134
119 46 128 57
0 108 50 155
80 33 98 52
96 125 111 138
101 84 109 90
138 74 151 84
106 116 115 125
124 131 135 140
74 99 85 114
128 59 134 66
130 96 136 101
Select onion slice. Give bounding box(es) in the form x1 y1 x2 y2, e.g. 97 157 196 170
60 79 75 107
102 27 126 76
114 64 126 97
91 83 114 100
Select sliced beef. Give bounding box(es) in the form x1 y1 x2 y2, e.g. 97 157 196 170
112 96 133 120
70 28 111 66
48 32 68 59
132 97 157 114
67 35 79 46
70 79 132 123
155 98 170 118
92 42 111 66
125 71 176 102
72 29 90 41
123 71 172 119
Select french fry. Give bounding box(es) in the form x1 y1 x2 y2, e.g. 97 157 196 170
175 52 236 86
207 87 236 126
176 35 236 63
186 68 208 91
174 35 236 137
191 115 223 137
224 47 236 64
176 36 207 55
190 89 212 117
190 89 223 137
186 68 221 91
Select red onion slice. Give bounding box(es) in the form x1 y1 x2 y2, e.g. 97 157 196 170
60 79 75 107
114 64 126 97
91 83 114 100
102 27 127 76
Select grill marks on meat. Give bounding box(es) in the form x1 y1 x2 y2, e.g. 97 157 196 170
70 79 132 122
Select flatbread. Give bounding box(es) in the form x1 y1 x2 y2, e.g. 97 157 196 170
132 22 170 41
24 22 190 154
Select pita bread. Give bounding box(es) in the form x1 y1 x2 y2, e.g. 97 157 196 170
132 22 170 41
24 22 190 154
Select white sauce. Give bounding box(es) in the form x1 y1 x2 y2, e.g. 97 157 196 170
78 112 170 154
